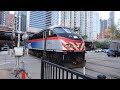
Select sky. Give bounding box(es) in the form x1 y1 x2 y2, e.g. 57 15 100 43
10 11 120 24
98 11 120 24
10 11 14 14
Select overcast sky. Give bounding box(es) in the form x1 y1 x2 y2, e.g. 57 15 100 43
98 11 120 23
10 11 120 24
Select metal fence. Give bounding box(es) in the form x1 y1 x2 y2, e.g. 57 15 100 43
41 59 95 79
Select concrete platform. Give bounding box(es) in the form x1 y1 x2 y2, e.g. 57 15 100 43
0 51 41 79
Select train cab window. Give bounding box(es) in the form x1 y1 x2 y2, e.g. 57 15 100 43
48 30 57 37
53 27 82 40
53 27 69 34
33 31 44 39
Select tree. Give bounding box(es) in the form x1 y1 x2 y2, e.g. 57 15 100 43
108 21 120 40
103 29 111 39
95 41 109 49
82 35 88 40
108 23 116 40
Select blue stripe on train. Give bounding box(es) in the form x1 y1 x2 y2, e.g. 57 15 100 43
30 41 43 49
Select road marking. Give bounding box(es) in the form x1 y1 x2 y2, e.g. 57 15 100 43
0 62 11 66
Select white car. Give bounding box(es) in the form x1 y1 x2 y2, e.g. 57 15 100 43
95 49 103 52
104 49 109 53
1 45 9 51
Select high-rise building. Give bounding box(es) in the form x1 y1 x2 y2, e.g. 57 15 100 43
100 19 107 31
14 11 19 31
110 11 115 24
14 11 50 33
6 11 14 28
0 11 2 25
51 11 81 31
107 11 115 28
96 12 100 37
20 11 27 32
99 19 108 39
14 11 99 41
26 11 66 33
27 11 52 33
14 11 27 32
0 11 7 25
0 11 14 31
78 11 99 40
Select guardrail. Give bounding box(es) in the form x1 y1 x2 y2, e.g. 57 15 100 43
41 59 96 79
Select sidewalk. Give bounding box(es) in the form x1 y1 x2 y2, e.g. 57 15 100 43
0 69 12 79
0 51 41 79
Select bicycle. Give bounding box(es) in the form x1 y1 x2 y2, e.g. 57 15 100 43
14 61 31 79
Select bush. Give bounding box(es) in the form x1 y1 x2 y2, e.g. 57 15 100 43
95 41 109 49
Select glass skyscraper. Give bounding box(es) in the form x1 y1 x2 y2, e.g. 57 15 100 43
14 11 27 32
21 11 27 32
27 11 52 33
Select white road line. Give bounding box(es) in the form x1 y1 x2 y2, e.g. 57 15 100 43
0 62 11 66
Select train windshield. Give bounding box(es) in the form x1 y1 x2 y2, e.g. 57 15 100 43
53 27 83 40
53 27 72 34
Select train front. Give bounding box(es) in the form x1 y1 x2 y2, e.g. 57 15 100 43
51 26 86 67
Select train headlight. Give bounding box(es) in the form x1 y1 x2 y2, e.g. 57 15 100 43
70 44 73 48
76 43 81 48
76 44 81 48
65 44 73 48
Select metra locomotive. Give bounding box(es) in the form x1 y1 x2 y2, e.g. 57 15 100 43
27 25 86 67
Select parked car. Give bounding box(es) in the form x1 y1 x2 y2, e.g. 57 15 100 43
107 49 120 57
1 45 9 51
104 49 110 53
95 48 103 52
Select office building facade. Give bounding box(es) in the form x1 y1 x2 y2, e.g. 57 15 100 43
0 11 7 25
6 11 14 28
107 11 115 28
14 11 27 32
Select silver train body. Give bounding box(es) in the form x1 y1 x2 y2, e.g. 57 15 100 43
27 25 86 67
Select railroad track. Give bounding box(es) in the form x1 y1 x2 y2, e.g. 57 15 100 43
31 54 120 79
85 67 120 79
87 61 120 70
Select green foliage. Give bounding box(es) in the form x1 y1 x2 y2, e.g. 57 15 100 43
95 41 109 49
95 42 101 48
108 22 120 40
82 35 88 40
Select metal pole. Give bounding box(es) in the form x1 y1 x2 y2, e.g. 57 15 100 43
43 31 47 59
17 57 19 68
82 60 86 75
83 66 85 75
41 60 44 79
17 11 21 47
